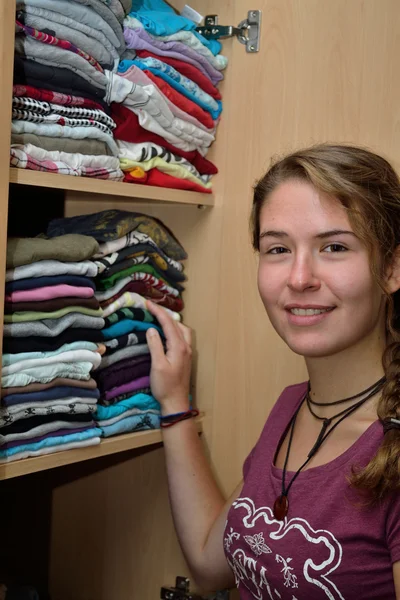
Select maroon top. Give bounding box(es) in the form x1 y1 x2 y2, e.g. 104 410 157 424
224 382 400 599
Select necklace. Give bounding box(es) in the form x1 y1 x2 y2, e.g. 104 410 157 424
307 376 386 407
273 376 386 521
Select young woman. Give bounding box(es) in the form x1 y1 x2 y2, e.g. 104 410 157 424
145 144 400 600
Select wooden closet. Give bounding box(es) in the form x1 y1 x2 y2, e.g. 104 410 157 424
1 0 400 598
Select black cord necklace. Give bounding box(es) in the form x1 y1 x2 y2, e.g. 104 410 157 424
273 376 386 521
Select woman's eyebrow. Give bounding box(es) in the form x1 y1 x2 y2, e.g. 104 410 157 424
259 229 356 240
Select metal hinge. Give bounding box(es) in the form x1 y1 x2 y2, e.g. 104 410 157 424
160 576 230 600
196 11 262 53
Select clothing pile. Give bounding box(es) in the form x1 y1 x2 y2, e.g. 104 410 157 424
109 0 226 192
0 235 105 463
10 0 128 179
46 209 187 437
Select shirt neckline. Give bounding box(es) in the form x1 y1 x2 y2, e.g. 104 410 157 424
271 387 382 480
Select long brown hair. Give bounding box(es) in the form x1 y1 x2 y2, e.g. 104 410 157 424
251 143 400 503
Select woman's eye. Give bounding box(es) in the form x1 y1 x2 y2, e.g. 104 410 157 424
323 243 347 253
267 246 288 254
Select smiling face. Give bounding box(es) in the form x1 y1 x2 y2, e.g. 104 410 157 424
257 179 387 358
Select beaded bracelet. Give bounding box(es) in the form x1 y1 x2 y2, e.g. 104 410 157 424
160 408 199 428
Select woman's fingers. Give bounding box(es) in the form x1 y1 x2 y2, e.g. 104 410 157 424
146 327 165 362
177 322 192 347
146 300 184 348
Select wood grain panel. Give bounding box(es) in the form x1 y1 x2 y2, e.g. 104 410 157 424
0 1 15 356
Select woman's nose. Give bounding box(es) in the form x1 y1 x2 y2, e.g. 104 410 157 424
287 255 321 292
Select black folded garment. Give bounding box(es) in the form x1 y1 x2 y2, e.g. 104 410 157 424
13 56 109 112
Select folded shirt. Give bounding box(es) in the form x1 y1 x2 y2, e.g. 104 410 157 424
104 330 147 354
20 11 117 69
94 229 184 271
2 348 101 376
99 411 159 437
3 341 98 366
5 284 95 303
0 435 100 463
16 0 124 50
4 306 103 323
0 415 96 442
101 319 162 340
47 209 187 259
0 404 96 428
1 361 96 388
6 235 98 269
103 374 150 403
11 143 122 179
2 329 104 354
3 314 105 338
6 259 98 282
11 120 119 157
0 427 102 460
5 295 100 314
5 274 96 294
97 342 149 370
118 64 215 131
95 391 159 420
1 424 95 449
2 386 99 406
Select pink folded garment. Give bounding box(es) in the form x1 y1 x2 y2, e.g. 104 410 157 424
5 284 95 303
103 375 151 403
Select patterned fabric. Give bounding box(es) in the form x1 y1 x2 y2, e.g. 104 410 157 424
13 84 106 111
16 19 104 72
13 96 115 128
104 330 148 353
117 140 207 180
100 270 180 296
95 252 147 274
100 290 181 321
11 121 119 156
104 306 156 327
0 403 96 428
95 230 184 272
10 146 124 180
133 55 221 117
47 209 187 260
12 109 114 136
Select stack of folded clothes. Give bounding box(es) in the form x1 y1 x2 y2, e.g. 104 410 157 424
45 209 187 437
109 0 227 192
10 0 129 179
0 235 105 463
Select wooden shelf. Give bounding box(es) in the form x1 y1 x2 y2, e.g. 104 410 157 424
0 417 203 480
9 167 214 206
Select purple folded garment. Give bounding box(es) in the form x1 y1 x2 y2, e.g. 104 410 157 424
95 355 151 393
0 424 94 450
123 27 223 85
104 375 151 402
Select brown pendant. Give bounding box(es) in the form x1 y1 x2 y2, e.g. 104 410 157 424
273 495 289 520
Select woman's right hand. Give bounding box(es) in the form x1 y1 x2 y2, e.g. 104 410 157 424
145 300 192 415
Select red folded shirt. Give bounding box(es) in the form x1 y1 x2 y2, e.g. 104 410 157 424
124 167 212 194
136 49 222 101
144 69 215 130
112 103 217 176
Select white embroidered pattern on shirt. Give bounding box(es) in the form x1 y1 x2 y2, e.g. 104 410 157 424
244 532 272 556
225 497 345 600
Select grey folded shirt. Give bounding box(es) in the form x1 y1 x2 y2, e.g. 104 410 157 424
97 343 150 370
16 0 123 50
22 12 116 69
3 314 105 338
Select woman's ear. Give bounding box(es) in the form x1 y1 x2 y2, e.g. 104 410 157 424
386 246 400 294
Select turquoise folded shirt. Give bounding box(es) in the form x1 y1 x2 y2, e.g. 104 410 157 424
101 319 162 340
100 412 160 437
95 393 160 420
0 427 102 458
